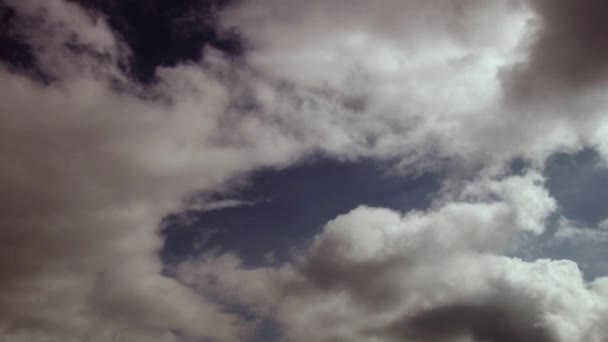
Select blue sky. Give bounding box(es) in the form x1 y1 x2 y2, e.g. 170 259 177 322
161 157 439 266
545 149 608 227
162 150 608 270
517 149 608 280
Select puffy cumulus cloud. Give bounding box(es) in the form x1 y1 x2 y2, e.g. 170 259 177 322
216 0 608 170
175 172 608 341
457 170 557 234
372 256 608 342
306 171 555 270
181 240 608 342
0 0 328 340
217 0 531 170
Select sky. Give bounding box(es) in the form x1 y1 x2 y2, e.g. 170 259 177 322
1 0 608 341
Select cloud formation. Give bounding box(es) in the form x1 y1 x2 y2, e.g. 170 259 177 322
508 0 608 95
179 174 607 341
219 0 608 167
0 0 312 340
3 0 608 341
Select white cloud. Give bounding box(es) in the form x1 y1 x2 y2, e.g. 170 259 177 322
554 217 608 242
180 227 608 341
217 0 608 172
174 172 608 341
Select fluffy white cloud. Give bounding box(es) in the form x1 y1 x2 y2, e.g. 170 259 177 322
218 0 608 171
181 217 608 341
555 217 608 242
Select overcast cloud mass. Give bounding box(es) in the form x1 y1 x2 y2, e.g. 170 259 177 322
1 0 608 341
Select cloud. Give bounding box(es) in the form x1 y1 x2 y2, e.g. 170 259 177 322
0 0 319 340
555 217 608 242
176 172 608 341
218 0 608 169
218 0 531 168
383 299 556 342
4 0 608 341
185 198 260 212
506 0 608 97
183 242 608 341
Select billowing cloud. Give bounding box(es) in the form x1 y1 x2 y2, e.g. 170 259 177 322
0 0 312 340
218 0 608 168
3 0 608 341
178 172 608 341
218 0 531 170
507 0 608 96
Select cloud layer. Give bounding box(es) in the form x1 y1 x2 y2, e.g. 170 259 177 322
2 0 608 341
179 172 608 341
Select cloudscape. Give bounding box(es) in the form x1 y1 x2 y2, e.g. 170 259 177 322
1 0 608 341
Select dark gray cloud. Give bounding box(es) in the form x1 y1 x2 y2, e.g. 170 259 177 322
378 281 557 342
392 301 556 342
507 0 608 98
